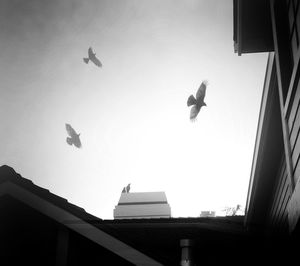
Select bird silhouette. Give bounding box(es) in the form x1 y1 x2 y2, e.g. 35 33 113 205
65 123 82 148
126 183 131 193
187 80 207 121
83 47 102 67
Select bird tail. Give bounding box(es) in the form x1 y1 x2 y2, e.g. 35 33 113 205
83 58 89 64
66 137 73 146
187 95 197 106
190 105 200 121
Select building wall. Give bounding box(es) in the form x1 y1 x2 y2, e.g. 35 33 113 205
244 0 300 232
286 0 300 187
289 78 300 185
266 0 300 232
268 156 291 232
287 0 300 62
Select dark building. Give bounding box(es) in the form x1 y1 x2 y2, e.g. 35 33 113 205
234 0 300 248
0 165 284 266
0 165 160 266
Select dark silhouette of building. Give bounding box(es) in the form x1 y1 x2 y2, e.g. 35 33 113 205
0 165 285 266
0 165 160 266
234 0 300 258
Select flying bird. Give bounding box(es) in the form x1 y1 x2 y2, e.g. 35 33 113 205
65 123 82 148
187 80 208 121
83 47 102 67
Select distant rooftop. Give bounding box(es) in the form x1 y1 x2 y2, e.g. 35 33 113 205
200 211 216 218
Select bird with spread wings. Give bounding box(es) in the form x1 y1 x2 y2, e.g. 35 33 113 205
65 124 82 148
83 47 102 67
187 80 208 121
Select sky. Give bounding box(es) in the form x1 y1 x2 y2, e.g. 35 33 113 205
0 0 268 219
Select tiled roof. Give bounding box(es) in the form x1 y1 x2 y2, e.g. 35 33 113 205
0 165 101 223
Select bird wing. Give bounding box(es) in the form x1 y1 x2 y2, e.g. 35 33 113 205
65 123 77 137
66 137 73 145
91 55 102 67
88 47 94 58
73 137 82 148
187 95 197 106
196 81 207 102
190 105 200 121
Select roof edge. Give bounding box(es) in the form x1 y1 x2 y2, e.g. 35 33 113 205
0 166 163 266
245 52 275 226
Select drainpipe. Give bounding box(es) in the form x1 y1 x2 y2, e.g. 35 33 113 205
180 239 195 266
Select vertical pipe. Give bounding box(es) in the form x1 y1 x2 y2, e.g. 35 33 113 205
180 239 195 266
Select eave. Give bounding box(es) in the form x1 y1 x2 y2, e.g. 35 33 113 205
245 53 283 228
233 0 274 55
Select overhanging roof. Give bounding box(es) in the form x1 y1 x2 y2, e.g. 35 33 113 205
233 0 274 55
97 216 249 265
245 53 284 228
0 165 163 266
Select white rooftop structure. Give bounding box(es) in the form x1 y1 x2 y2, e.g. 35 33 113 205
200 211 216 218
113 191 171 219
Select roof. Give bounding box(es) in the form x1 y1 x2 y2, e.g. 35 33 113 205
0 165 257 265
0 165 97 221
233 0 274 55
0 165 163 266
97 216 251 265
245 53 284 228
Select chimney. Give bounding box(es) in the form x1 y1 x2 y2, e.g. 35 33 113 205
180 239 195 266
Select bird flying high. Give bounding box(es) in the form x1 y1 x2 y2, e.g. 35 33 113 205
65 123 82 148
83 47 102 67
187 80 208 121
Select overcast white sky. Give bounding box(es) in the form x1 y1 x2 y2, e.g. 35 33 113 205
0 0 268 218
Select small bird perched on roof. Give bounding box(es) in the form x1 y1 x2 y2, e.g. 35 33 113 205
187 80 208 121
65 123 82 148
126 183 131 193
83 47 102 67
